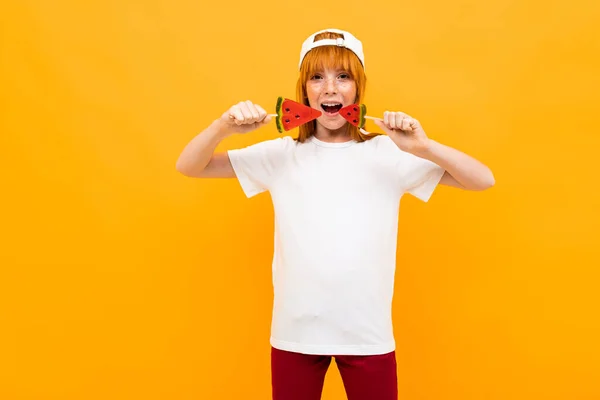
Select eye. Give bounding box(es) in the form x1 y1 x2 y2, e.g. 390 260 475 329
310 74 322 80
339 73 350 79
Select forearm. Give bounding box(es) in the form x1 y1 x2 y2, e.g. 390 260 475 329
175 119 231 175
411 138 495 191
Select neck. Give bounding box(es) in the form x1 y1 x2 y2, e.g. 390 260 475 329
313 123 352 143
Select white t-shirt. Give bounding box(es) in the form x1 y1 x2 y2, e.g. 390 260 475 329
227 134 445 355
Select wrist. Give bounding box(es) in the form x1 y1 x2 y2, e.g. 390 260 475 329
211 119 235 140
413 138 436 157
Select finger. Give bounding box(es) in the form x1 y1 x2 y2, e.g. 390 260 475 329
375 117 394 135
401 117 412 131
230 105 244 125
255 104 268 123
410 118 418 130
389 112 399 130
394 112 405 130
383 111 390 129
238 101 254 123
245 100 260 122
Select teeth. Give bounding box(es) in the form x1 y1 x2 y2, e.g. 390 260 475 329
322 103 341 106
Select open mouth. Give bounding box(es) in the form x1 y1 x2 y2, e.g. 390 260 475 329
321 103 343 115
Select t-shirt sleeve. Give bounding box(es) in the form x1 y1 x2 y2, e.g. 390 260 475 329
375 135 445 202
401 152 446 202
226 137 291 198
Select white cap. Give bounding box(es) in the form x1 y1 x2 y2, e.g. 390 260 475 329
298 28 365 71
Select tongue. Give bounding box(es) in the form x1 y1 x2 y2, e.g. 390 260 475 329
323 105 342 113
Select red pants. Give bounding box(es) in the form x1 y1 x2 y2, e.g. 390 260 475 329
271 346 398 400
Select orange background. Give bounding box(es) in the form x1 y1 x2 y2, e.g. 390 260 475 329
1 0 599 399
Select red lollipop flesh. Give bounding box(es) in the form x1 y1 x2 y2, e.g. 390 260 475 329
339 103 367 128
275 97 322 133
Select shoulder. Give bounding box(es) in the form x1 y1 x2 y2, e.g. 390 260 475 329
367 134 422 159
361 134 396 150
361 134 435 169
229 135 297 154
261 135 297 149
360 134 404 157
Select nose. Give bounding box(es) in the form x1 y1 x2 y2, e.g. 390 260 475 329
324 77 337 94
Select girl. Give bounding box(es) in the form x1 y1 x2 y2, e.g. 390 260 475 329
176 28 494 400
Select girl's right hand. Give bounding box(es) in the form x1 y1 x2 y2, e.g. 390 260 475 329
217 100 273 136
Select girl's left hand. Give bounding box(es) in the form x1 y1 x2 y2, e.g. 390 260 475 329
373 111 431 155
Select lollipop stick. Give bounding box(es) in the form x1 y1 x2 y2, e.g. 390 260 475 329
364 115 383 121
229 113 278 119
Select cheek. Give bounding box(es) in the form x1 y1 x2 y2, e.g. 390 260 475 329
342 82 357 97
305 86 321 108
305 83 320 97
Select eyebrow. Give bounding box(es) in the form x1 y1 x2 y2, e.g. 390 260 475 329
312 68 349 74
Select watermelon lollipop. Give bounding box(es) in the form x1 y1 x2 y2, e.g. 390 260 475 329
275 97 322 133
339 103 368 129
